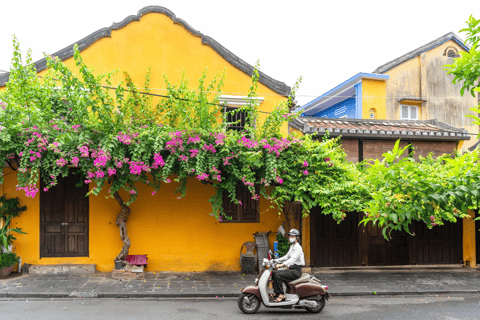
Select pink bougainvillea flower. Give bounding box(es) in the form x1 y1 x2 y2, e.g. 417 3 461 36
151 191 156 196
130 190 136 194
152 153 165 168
196 173 209 181
78 146 89 157
189 149 199 158
71 156 79 167
303 160 308 167
107 168 116 176
96 171 105 178
303 170 309 175
202 144 216 153
56 158 67 167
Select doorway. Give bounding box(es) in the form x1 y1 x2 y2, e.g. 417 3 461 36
40 173 89 257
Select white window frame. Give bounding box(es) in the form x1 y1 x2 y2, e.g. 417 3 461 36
401 105 418 120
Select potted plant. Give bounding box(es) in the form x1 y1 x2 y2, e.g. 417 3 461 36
0 217 27 252
0 252 19 278
0 195 27 253
0 195 27 276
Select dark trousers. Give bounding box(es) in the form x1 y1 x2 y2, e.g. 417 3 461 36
272 268 301 295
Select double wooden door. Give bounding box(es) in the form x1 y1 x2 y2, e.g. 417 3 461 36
311 210 463 267
40 174 89 257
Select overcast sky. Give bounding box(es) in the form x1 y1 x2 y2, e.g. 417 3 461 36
0 1 477 106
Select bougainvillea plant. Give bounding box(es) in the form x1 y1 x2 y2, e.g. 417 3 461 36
0 38 365 260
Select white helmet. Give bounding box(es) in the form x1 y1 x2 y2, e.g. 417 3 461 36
287 228 300 236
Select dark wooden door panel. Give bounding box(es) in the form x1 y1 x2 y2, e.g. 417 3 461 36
413 221 462 264
311 209 360 267
366 223 409 266
40 172 89 258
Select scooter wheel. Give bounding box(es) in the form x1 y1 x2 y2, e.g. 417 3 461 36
306 295 326 313
238 293 261 314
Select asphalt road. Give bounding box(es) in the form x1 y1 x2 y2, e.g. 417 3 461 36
1 295 479 320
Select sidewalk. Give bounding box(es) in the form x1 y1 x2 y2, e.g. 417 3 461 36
0 265 479 299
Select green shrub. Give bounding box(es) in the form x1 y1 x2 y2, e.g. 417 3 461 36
276 232 290 258
0 252 19 269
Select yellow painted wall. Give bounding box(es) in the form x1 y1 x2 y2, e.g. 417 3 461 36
28 12 287 135
362 79 387 119
2 11 290 272
5 169 284 272
463 210 477 268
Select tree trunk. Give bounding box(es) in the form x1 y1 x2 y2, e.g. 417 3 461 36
113 191 131 261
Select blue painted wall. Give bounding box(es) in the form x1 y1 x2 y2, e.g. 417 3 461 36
314 97 357 118
354 82 362 119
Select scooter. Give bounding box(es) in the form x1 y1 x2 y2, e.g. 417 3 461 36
238 258 329 314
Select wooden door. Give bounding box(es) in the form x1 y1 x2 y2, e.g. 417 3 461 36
366 223 409 265
40 173 89 257
413 221 462 264
311 209 360 267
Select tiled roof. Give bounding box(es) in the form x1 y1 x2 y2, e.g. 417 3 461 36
289 117 470 141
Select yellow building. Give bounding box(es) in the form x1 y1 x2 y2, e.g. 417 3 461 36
0 6 291 272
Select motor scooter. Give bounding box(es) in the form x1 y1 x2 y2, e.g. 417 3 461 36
238 259 329 314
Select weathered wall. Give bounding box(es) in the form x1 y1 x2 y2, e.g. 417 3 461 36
384 57 421 119
6 169 284 272
383 40 478 152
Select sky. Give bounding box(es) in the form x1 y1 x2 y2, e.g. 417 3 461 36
0 1 477 106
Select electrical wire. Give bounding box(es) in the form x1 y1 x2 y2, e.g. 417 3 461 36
1 69 479 99
1 69 479 136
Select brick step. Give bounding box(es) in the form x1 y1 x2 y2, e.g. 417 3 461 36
26 264 96 275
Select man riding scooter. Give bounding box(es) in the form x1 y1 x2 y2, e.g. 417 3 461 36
271 228 305 302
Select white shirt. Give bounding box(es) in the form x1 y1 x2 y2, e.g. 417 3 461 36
277 242 305 267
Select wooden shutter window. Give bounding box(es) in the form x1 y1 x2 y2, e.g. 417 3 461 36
221 184 259 223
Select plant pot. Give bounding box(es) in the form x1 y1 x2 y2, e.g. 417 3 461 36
114 260 124 270
0 265 14 278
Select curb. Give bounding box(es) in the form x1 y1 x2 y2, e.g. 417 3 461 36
1 289 478 299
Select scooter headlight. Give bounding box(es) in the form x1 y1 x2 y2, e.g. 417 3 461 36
255 278 258 284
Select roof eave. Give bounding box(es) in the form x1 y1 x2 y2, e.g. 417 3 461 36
303 131 470 141
295 72 388 114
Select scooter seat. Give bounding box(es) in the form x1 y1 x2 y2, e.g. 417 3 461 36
288 273 310 285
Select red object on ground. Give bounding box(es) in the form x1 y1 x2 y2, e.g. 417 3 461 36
125 255 148 266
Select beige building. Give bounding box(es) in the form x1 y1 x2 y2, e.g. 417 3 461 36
373 32 479 152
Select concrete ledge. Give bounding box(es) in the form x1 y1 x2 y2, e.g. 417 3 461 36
28 264 96 275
